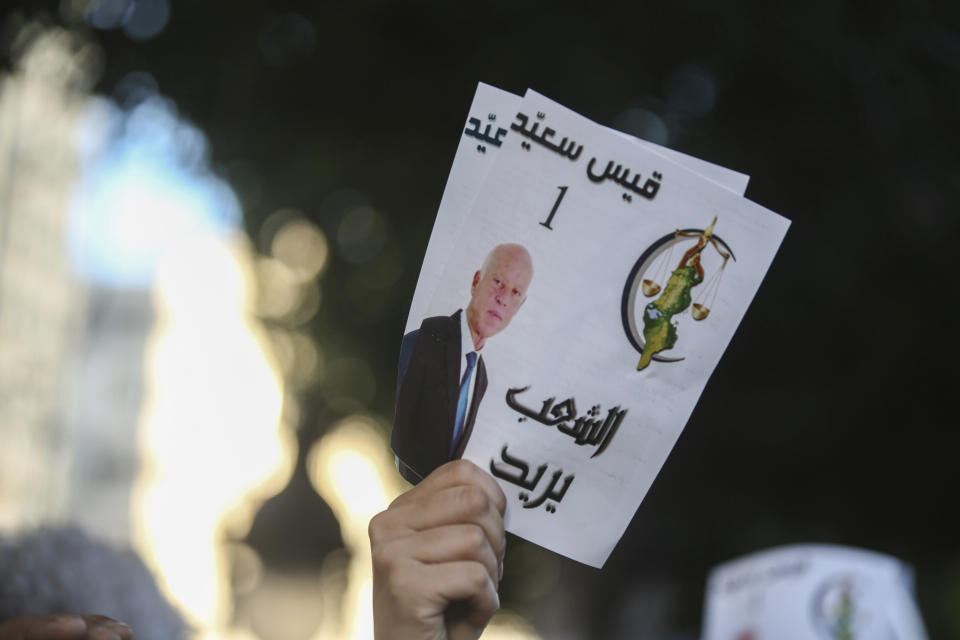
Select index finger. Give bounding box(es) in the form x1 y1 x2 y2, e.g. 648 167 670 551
392 459 506 516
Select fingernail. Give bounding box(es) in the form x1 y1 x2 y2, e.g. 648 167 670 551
51 614 87 630
498 556 504 581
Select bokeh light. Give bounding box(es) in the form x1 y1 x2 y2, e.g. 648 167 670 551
271 218 330 282
612 107 669 146
83 0 171 41
337 205 387 265
255 257 303 319
0 21 92 530
69 94 238 287
122 0 171 41
133 233 294 636
306 415 400 639
665 62 717 119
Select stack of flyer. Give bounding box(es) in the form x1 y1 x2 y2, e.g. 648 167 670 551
391 83 790 568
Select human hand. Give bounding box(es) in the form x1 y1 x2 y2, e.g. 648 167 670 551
0 614 132 640
369 459 507 640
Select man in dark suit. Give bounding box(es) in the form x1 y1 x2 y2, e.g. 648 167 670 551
392 243 533 483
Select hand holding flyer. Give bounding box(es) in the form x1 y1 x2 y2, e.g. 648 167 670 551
393 83 790 567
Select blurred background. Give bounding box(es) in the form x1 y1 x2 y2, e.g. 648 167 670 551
0 1 957 638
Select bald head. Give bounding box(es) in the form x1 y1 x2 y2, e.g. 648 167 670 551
465 243 533 350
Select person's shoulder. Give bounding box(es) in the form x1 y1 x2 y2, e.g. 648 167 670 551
419 310 461 333
401 327 420 347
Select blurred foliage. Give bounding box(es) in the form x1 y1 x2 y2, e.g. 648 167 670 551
3 0 959 636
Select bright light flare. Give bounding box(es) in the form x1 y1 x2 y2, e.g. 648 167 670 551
132 234 293 637
307 416 401 551
305 416 401 640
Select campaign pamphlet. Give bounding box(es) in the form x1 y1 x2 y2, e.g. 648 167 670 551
393 83 790 567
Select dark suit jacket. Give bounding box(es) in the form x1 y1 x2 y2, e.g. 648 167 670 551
392 310 488 484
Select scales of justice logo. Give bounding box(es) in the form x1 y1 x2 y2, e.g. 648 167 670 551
621 217 736 370
810 573 874 640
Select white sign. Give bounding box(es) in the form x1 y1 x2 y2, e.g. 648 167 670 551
703 545 928 640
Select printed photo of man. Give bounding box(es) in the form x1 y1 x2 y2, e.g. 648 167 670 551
392 243 533 484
